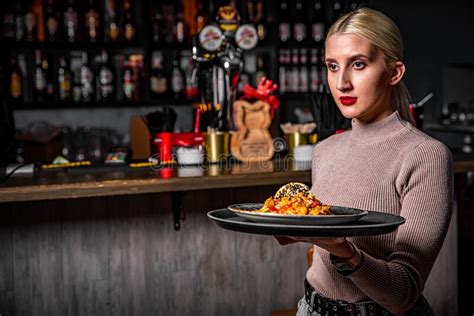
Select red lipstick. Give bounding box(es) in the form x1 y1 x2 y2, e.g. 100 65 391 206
339 96 357 106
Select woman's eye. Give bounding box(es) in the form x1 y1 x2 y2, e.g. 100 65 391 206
353 61 366 69
327 63 338 71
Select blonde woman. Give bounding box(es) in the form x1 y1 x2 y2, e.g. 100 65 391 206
277 7 453 316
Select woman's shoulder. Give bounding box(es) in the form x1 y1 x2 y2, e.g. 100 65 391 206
400 125 453 166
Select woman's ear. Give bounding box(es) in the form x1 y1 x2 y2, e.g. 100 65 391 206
389 61 405 86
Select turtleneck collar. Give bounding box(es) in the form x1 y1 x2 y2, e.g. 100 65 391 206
349 111 409 144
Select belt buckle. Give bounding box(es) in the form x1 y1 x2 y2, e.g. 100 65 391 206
307 291 316 313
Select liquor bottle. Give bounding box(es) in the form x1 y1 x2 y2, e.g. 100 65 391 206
171 56 184 98
85 0 100 43
97 51 115 102
195 0 206 34
64 0 78 43
255 54 267 85
278 0 291 42
24 5 38 42
150 51 168 97
14 2 25 42
299 48 309 93
293 0 307 43
2 7 15 40
152 6 163 44
255 0 266 41
34 50 46 103
278 49 286 95
123 0 136 42
309 48 320 92
44 54 55 103
311 0 325 43
122 58 135 101
290 48 300 93
105 0 120 42
80 52 94 102
332 0 342 23
45 0 60 42
175 10 185 44
9 57 23 102
58 57 72 102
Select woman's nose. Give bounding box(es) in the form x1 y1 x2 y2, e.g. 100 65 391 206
336 69 352 91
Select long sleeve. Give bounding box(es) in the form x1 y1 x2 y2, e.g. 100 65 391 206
347 140 453 315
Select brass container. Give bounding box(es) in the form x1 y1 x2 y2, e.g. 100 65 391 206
284 133 309 156
205 132 230 163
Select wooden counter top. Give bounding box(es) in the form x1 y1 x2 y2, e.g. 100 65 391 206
0 160 312 203
1 158 473 204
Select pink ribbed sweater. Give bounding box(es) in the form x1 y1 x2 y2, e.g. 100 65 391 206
307 111 453 315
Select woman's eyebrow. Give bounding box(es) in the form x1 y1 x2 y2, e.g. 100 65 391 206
324 54 372 63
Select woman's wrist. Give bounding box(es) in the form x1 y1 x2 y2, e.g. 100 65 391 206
332 242 363 269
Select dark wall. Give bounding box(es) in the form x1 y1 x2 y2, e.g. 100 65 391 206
371 0 474 123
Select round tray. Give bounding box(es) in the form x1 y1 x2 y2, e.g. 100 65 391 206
207 209 405 237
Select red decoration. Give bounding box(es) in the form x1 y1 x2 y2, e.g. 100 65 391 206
241 77 280 117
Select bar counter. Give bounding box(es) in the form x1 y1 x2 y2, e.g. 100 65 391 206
0 160 313 203
0 158 472 204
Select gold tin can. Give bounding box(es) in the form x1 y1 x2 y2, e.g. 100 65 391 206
284 133 309 155
205 132 230 163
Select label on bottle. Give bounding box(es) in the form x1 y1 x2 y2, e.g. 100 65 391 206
59 76 72 100
293 23 306 42
47 17 58 39
35 69 46 91
99 68 114 97
123 70 134 100
171 70 184 93
10 73 22 98
310 66 320 92
64 8 78 41
279 23 290 42
299 67 308 93
312 23 325 42
151 77 167 94
125 24 135 41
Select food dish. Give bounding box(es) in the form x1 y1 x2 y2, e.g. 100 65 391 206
228 204 367 225
257 182 332 216
208 209 406 237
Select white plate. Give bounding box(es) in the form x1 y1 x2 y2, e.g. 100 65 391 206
227 203 368 225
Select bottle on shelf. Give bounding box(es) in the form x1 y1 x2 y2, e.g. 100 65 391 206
45 0 60 42
14 2 25 42
2 6 16 40
299 48 309 93
171 55 184 99
34 49 46 103
58 56 72 102
311 0 326 44
175 9 185 44
195 0 206 34
64 0 79 43
278 49 287 95
123 0 136 42
9 57 23 103
309 48 321 93
24 5 38 42
122 57 135 101
150 51 168 98
105 0 120 42
96 50 115 102
85 0 100 43
80 52 94 102
152 5 163 44
255 0 267 41
255 54 267 85
278 0 291 42
44 53 55 103
293 0 307 43
290 48 300 93
332 0 343 23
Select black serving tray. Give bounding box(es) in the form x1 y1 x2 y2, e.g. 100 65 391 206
207 209 405 237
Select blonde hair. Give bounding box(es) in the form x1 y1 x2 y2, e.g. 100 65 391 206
326 7 414 124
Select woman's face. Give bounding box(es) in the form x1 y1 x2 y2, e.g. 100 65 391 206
324 33 404 124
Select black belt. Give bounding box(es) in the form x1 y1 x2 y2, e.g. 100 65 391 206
304 279 392 316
